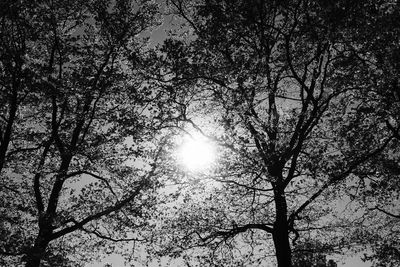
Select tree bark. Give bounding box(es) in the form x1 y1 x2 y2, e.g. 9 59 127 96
26 156 71 267
0 89 18 173
25 222 51 267
273 186 292 267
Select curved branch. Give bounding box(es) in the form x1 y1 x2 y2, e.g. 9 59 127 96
214 177 273 192
372 206 400 219
50 178 150 240
82 227 146 242
200 223 274 245
65 170 118 199
288 137 393 225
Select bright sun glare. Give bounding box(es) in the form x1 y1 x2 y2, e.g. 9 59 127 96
178 134 216 171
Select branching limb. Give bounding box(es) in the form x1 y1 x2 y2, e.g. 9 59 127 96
64 170 118 199
198 223 274 245
213 177 273 192
288 136 393 225
386 120 400 140
50 178 150 240
33 137 54 214
371 206 400 219
81 227 146 242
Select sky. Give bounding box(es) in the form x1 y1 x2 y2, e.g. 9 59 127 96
339 256 371 267
87 252 372 267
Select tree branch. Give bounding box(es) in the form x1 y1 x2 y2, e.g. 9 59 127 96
82 227 146 242
50 178 150 240
33 137 54 214
65 170 118 199
200 223 274 244
386 120 400 140
372 206 400 219
288 136 393 225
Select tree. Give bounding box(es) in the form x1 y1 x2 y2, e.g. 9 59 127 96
151 0 398 266
0 0 176 266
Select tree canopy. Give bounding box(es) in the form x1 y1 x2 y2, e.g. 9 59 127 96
0 0 399 266
150 0 400 266
0 0 174 266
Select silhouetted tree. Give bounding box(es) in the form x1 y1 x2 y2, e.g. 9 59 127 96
0 0 174 266
151 0 399 266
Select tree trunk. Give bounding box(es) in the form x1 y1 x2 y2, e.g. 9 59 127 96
26 158 71 267
0 91 18 173
25 224 51 267
273 186 292 267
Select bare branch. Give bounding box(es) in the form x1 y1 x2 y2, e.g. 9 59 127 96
372 206 400 219
386 120 400 140
1 184 20 194
6 145 43 158
289 136 394 225
213 177 273 192
65 170 118 199
200 223 274 244
82 227 146 242
50 178 150 240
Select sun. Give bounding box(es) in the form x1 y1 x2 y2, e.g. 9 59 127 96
178 134 216 171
